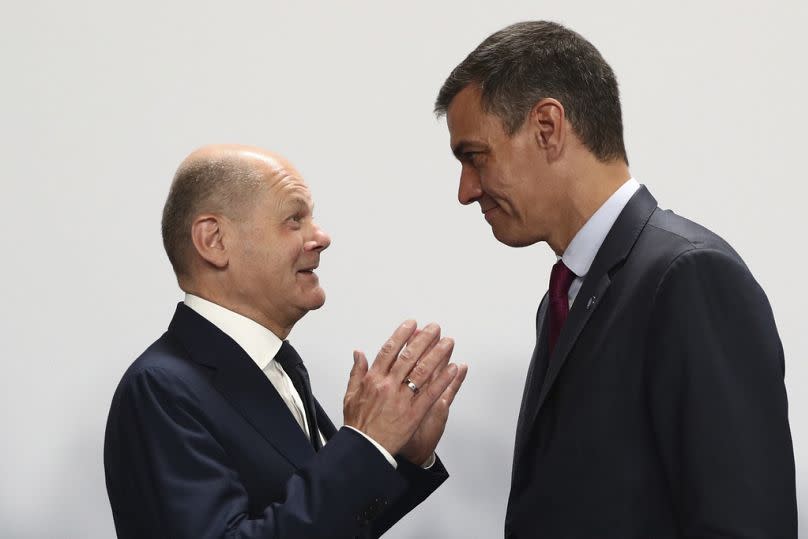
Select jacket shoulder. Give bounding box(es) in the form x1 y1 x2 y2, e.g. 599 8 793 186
112 332 210 402
645 208 743 262
620 207 753 296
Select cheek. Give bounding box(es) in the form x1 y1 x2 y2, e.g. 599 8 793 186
283 240 306 270
482 166 514 200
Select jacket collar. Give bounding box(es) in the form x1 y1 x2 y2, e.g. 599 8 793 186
530 186 658 423
167 302 320 467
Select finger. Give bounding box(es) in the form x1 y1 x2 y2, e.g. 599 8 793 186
418 363 467 428
406 326 442 374
421 336 450 386
400 336 454 393
441 363 468 407
389 323 441 385
346 350 368 395
369 320 417 374
418 327 441 358
413 363 459 417
406 328 422 343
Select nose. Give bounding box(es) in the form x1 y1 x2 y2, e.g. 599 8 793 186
304 222 331 252
458 165 483 206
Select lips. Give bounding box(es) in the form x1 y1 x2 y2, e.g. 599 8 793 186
297 264 319 275
480 200 498 214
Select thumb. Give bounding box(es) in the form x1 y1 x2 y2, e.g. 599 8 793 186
346 350 368 394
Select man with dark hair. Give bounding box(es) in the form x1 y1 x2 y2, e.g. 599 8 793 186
104 144 468 538
435 21 796 538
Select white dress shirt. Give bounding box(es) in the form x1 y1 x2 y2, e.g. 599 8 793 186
184 294 398 468
562 178 641 306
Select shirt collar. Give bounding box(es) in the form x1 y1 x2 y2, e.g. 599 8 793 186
562 177 641 278
184 293 283 371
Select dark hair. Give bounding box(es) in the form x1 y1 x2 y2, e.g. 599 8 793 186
161 155 264 279
435 21 628 164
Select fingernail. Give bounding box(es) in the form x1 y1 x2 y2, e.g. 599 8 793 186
401 320 416 330
352 350 360 364
447 363 458 376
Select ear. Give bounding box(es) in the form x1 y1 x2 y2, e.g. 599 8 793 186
529 98 566 161
190 214 230 270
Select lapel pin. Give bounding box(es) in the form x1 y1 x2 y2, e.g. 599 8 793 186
586 296 596 310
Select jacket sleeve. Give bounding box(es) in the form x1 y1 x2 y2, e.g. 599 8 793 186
644 248 796 538
104 366 443 539
369 455 449 537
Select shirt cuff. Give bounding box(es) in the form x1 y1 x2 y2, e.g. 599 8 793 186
344 426 397 469
421 452 436 469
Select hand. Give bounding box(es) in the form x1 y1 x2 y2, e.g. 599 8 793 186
397 327 468 465
343 320 460 456
399 359 468 466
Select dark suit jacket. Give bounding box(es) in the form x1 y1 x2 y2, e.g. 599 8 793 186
505 187 796 538
104 303 448 539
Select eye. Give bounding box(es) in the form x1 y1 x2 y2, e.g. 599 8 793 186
464 151 484 167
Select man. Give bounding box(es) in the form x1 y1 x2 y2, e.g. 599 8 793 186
435 21 795 538
104 145 468 538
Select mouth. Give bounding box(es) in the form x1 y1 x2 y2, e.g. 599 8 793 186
480 203 497 215
297 265 319 276
482 206 499 221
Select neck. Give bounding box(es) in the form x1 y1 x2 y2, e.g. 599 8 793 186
550 158 630 256
182 280 295 340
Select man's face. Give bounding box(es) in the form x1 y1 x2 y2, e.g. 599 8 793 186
228 163 331 331
447 84 561 247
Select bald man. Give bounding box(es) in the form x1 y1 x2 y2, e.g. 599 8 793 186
104 145 468 539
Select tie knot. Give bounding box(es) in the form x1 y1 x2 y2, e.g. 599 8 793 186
549 260 576 300
275 340 304 371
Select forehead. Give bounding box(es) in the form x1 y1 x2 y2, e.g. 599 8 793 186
261 163 314 207
446 85 506 149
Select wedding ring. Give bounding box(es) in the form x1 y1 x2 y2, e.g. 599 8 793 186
404 378 419 394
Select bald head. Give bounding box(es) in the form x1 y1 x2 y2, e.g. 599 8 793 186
161 145 293 281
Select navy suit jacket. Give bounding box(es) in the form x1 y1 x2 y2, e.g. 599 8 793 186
104 303 448 538
505 187 796 538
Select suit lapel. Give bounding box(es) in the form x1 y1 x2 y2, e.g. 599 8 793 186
522 187 659 432
168 303 315 468
534 272 613 413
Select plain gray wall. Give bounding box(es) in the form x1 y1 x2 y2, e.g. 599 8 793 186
2 0 806 537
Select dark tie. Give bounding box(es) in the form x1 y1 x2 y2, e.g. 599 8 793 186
548 260 576 355
274 341 323 451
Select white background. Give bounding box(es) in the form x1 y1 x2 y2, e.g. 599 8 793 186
1 1 806 537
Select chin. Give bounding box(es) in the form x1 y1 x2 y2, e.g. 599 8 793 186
304 289 327 311
492 225 539 248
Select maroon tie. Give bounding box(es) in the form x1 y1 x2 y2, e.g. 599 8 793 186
548 260 576 355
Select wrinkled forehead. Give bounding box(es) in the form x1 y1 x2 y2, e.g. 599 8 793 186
262 163 314 207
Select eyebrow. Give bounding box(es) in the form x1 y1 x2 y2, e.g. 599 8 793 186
282 196 313 214
451 140 485 160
